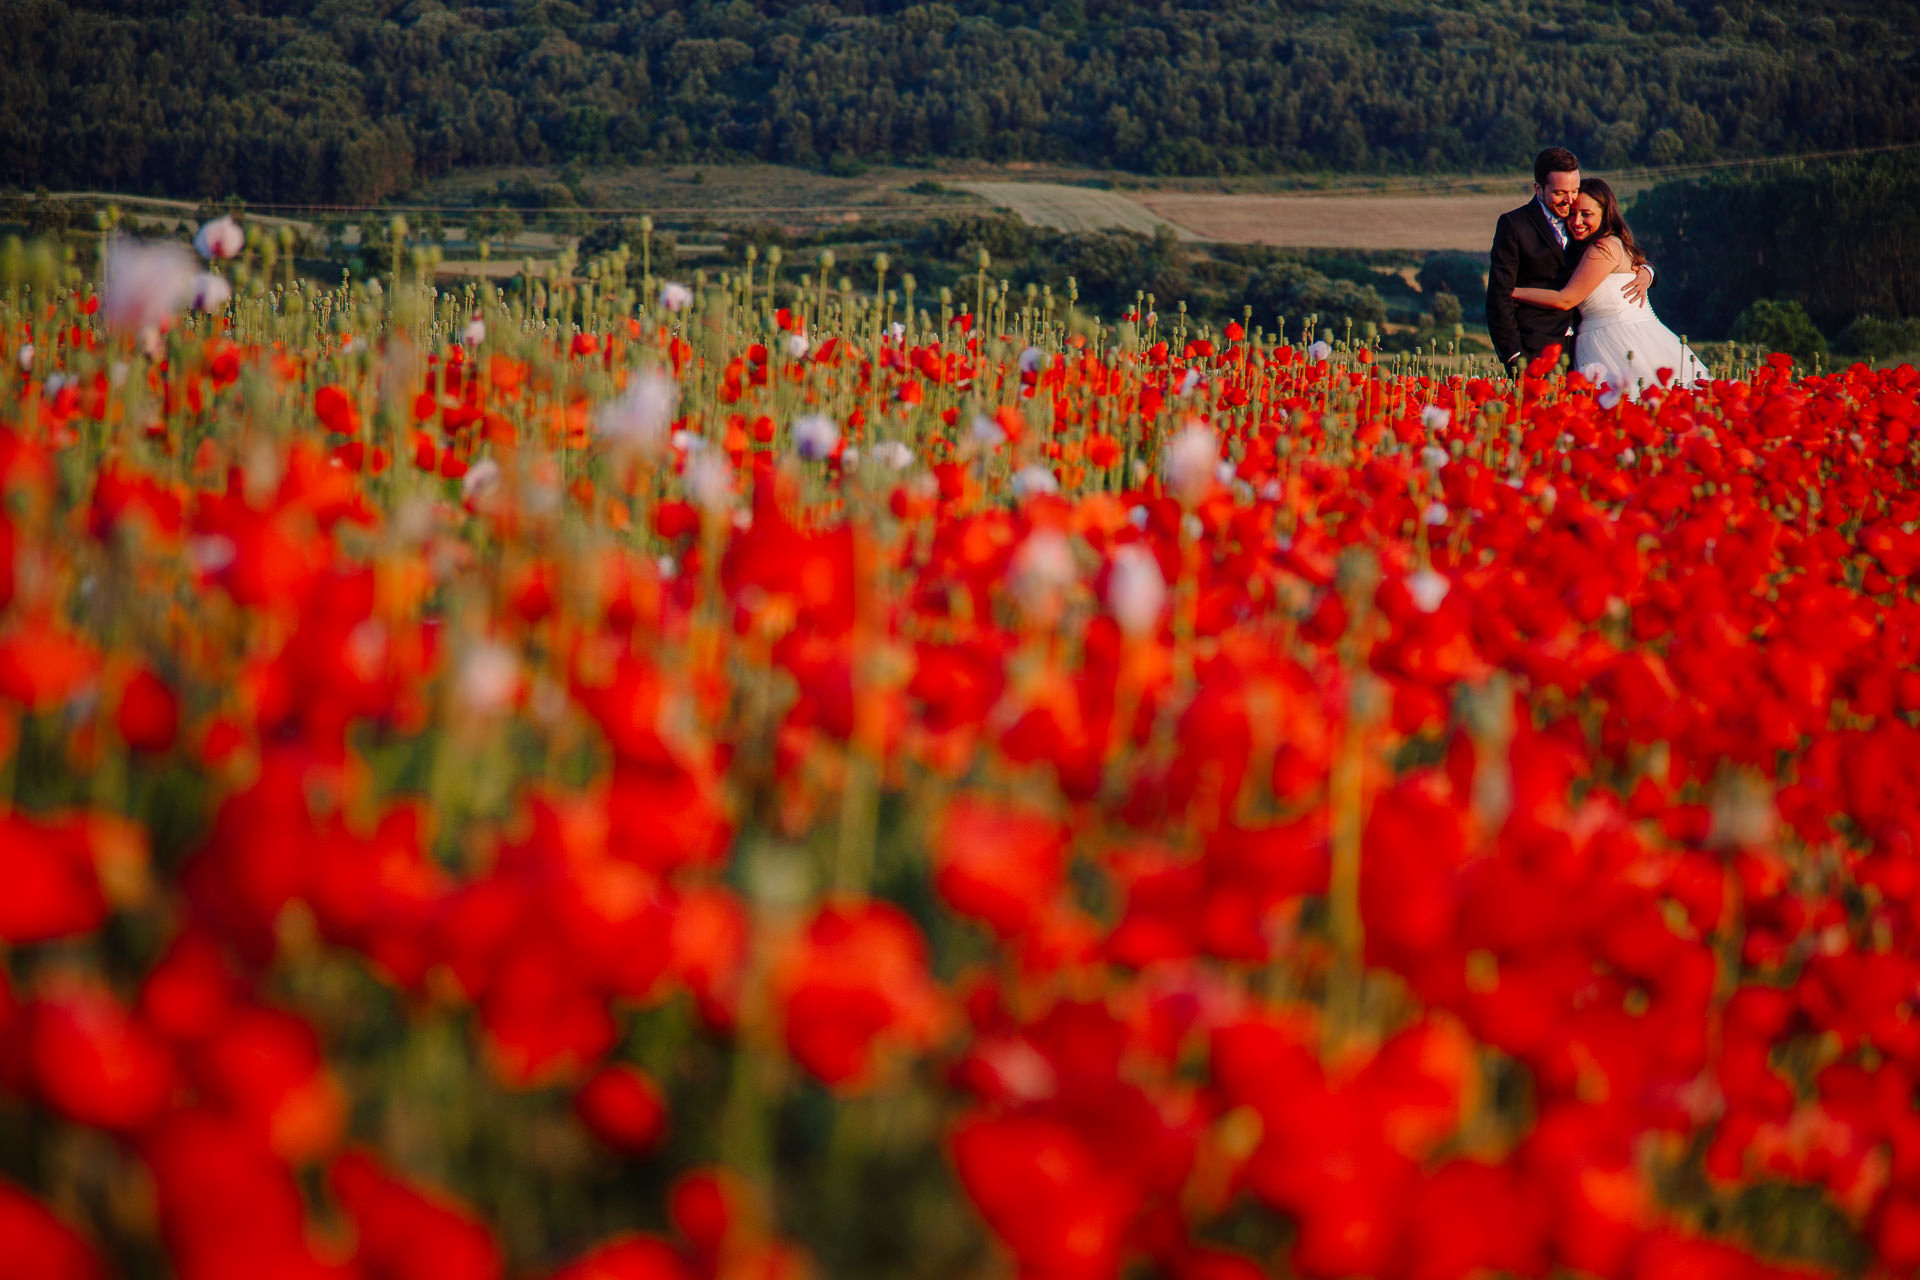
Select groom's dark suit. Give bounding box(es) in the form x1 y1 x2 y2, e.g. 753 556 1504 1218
1486 199 1579 370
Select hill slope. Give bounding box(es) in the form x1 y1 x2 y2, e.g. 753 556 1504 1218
3 0 1915 203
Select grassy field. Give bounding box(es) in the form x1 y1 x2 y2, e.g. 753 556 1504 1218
1135 191 1523 252
948 180 1200 239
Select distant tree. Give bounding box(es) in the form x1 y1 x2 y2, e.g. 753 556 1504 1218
1418 253 1488 320
1731 299 1828 363
1631 154 1920 338
580 220 677 269
1834 316 1920 361
493 208 524 254
6 0 1917 203
465 209 498 253
1246 260 1387 338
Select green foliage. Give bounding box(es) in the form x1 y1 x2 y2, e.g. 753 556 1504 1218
1630 153 1920 339
1418 253 1489 321
5 1 1917 202
1834 314 1920 361
575 219 675 269
1730 299 1829 363
1245 260 1388 338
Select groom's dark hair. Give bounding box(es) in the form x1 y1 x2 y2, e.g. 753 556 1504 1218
1534 147 1580 186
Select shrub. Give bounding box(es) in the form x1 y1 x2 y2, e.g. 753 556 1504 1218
1833 315 1920 362
1730 299 1828 363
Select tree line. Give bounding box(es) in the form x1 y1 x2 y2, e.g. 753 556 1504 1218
2 0 1917 204
1627 152 1920 355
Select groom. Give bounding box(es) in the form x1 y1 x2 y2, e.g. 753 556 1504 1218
1487 147 1652 372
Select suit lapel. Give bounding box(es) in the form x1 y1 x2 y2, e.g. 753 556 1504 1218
1528 199 1563 253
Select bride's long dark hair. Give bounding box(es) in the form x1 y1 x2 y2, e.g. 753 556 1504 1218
1577 178 1647 268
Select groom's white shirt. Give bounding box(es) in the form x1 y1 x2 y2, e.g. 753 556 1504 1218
1535 194 1569 249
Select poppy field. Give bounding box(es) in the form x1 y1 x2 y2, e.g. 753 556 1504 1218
4 223 1920 1280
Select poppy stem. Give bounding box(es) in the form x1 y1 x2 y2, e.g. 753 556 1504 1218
1327 547 1382 1051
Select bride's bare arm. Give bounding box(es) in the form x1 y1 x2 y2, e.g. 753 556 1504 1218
1512 241 1621 310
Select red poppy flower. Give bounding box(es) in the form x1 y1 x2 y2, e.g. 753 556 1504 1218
0 1179 106 1280
934 798 1068 937
329 1149 504 1280
774 899 946 1090
576 1065 669 1156
26 975 177 1134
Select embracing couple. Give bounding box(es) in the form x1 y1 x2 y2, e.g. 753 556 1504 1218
1487 147 1703 399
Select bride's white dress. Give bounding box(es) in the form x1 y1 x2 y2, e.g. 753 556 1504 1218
1575 252 1705 399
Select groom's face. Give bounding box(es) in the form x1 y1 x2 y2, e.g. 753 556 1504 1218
1535 169 1581 220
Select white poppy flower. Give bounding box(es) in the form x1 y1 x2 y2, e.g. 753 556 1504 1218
1422 405 1451 430
1406 568 1450 613
686 451 733 513
463 315 487 346
1163 421 1217 504
189 535 237 573
191 273 232 312
1018 346 1044 374
1108 544 1166 638
193 215 244 261
793 413 839 461
101 238 196 334
1423 502 1449 525
970 413 1005 447
872 440 914 471
786 332 812 360
1012 531 1075 617
1011 465 1059 500
595 372 678 457
1308 340 1332 362
658 282 693 312
461 458 502 505
458 642 521 717
1420 444 1449 472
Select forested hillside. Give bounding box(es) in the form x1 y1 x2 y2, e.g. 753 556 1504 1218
3 0 1916 204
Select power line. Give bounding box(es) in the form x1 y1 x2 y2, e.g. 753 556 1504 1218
31 140 1919 223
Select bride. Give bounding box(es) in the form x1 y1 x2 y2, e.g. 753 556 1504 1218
1512 178 1705 399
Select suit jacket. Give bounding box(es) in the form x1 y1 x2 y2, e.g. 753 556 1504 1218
1486 200 1580 368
